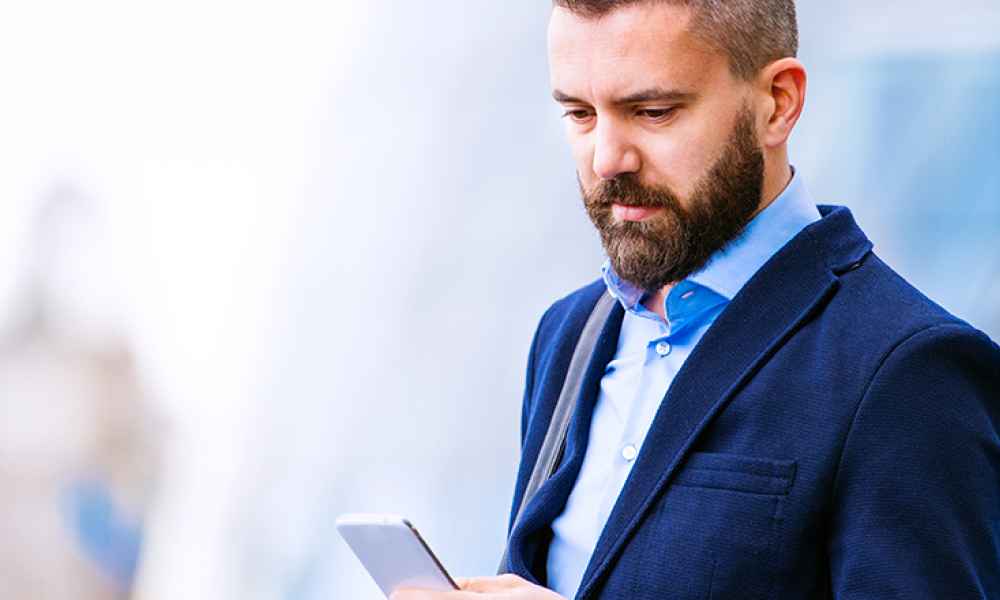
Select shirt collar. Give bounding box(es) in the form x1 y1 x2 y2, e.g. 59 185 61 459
602 166 821 312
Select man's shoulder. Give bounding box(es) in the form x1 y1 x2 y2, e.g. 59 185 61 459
529 278 609 350
795 204 991 350
545 278 608 320
831 250 985 345
780 241 999 395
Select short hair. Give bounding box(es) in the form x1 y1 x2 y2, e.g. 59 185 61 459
552 0 798 81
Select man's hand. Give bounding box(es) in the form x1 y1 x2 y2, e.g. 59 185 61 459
389 574 565 600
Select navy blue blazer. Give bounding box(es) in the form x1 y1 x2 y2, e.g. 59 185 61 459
503 205 1000 599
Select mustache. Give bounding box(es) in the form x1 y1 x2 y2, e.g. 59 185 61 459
584 174 681 210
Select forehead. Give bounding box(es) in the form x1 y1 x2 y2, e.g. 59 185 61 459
547 4 726 101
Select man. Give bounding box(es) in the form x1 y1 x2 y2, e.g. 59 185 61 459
394 1 1000 598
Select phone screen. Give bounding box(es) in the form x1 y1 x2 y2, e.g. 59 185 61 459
336 513 458 597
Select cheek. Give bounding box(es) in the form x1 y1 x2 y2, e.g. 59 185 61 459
640 119 724 197
567 133 597 184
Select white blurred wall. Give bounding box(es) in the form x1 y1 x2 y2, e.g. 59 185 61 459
0 2 997 600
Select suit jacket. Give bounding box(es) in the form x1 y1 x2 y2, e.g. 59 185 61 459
503 205 1000 599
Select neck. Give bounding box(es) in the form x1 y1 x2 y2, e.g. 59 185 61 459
642 286 673 321
754 152 793 221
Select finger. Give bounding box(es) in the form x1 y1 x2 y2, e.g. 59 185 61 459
389 589 429 600
389 588 452 600
459 574 527 592
390 587 476 600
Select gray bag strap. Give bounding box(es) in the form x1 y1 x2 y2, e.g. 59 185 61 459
498 291 616 574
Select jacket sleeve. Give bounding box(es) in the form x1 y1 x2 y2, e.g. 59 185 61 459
828 323 1000 599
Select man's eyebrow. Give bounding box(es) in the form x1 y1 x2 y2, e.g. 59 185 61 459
552 89 586 103
551 87 698 105
617 88 698 105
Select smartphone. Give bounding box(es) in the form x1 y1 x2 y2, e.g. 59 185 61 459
336 513 459 597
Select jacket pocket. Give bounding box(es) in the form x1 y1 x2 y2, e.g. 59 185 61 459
673 452 797 495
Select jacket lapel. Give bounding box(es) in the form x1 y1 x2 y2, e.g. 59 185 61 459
575 205 872 598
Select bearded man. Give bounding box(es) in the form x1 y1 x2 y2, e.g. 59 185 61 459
394 1 1000 599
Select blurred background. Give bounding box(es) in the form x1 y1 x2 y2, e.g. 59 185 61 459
0 1 997 598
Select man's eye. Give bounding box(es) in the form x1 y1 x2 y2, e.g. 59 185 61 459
638 108 676 121
562 109 593 122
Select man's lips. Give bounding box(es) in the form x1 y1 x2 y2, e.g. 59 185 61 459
612 204 663 221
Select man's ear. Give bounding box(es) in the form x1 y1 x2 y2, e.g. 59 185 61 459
756 58 807 149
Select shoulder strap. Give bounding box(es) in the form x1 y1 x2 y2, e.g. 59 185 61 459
498 291 616 574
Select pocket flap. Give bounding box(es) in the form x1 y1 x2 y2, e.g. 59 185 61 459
673 452 797 495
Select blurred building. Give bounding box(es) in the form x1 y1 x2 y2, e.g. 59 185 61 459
0 186 161 598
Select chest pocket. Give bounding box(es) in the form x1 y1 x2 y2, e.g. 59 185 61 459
673 451 796 495
613 452 797 600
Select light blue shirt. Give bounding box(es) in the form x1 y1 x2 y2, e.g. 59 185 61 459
547 169 822 598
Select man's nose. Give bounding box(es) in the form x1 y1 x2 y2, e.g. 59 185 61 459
592 119 640 180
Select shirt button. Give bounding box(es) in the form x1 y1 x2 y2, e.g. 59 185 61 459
621 444 638 462
655 341 672 356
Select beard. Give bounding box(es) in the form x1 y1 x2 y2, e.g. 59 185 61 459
581 104 765 292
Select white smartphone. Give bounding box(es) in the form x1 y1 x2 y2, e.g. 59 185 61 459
336 513 459 597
